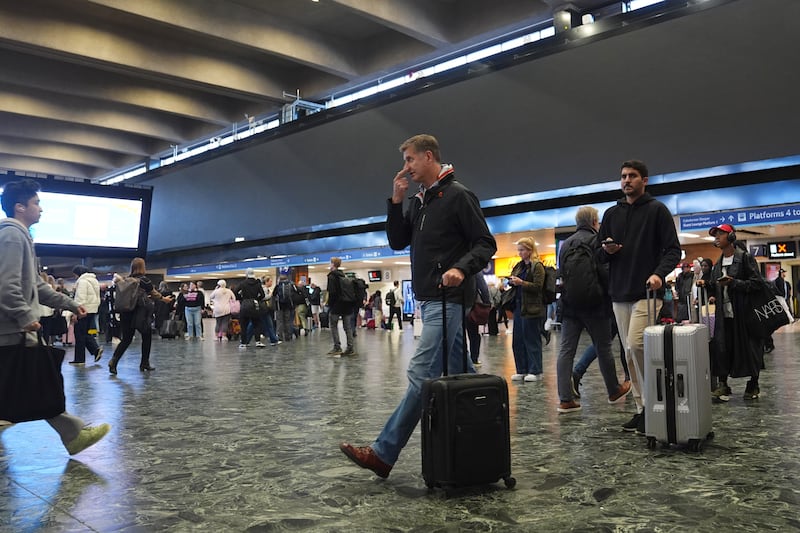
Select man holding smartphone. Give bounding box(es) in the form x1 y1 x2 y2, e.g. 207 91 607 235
339 134 496 478
598 160 681 434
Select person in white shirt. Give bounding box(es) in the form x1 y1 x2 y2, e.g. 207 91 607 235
69 265 103 364
386 280 404 330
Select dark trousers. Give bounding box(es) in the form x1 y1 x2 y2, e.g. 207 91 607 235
240 315 262 345
387 306 403 329
73 313 100 363
487 306 499 335
466 318 481 363
113 312 153 368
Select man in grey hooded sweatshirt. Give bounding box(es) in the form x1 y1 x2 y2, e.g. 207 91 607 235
0 178 110 454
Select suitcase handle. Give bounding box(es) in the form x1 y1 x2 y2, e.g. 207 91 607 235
440 285 469 377
646 283 658 326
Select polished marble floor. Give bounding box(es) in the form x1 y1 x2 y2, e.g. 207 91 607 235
2 318 799 532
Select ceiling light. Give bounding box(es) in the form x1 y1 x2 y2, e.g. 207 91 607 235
362 260 383 264
679 233 700 238
702 236 715 241
394 261 411 265
234 237 245 242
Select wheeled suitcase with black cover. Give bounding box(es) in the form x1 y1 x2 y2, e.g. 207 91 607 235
644 289 714 452
421 288 515 490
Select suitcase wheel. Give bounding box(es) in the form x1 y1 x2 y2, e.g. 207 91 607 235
503 476 516 489
646 437 658 450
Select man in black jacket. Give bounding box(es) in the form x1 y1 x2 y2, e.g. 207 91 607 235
556 206 631 413
598 160 681 434
340 134 496 478
326 257 356 356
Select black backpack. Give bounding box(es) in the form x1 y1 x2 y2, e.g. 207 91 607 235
385 290 396 307
338 276 357 304
277 282 294 308
560 240 605 308
352 277 368 307
541 263 558 305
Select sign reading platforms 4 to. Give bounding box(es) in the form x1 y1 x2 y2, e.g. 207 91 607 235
679 204 800 231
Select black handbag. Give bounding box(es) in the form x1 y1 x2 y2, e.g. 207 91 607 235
0 333 66 423
500 287 517 313
745 281 790 339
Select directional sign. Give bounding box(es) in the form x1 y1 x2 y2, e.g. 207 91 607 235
167 246 411 275
680 204 800 231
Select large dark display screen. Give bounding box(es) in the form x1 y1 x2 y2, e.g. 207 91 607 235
1 178 151 258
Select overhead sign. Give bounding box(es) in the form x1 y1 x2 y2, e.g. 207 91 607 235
680 204 800 231
166 246 411 276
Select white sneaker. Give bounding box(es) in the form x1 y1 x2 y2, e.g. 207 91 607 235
511 373 525 381
524 374 540 382
184 335 191 340
255 341 266 347
238 343 247 348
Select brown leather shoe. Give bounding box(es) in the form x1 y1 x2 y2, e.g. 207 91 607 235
608 380 632 404
339 442 392 478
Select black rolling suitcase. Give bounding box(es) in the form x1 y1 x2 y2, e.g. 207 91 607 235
420 288 515 491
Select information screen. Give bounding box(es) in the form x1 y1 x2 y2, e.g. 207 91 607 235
1 178 151 257
32 192 143 248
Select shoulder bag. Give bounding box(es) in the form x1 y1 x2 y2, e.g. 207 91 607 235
0 333 66 423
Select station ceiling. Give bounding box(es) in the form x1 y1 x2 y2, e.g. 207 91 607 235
0 0 616 180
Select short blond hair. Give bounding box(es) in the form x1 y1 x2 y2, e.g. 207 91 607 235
399 134 441 162
516 236 539 260
331 257 342 268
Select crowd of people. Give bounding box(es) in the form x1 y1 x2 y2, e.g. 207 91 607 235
1 138 795 475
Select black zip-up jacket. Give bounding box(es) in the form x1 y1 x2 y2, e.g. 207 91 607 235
386 170 496 303
598 192 681 302
236 278 265 302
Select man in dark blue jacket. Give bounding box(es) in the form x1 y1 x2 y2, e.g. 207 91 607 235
598 160 681 434
556 206 631 413
340 134 496 478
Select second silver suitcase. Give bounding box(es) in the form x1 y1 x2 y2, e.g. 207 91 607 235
643 323 714 452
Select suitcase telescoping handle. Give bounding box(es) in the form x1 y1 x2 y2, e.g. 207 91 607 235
440 284 469 377
646 282 658 326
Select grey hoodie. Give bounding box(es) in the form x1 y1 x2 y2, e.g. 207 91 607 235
0 218 79 342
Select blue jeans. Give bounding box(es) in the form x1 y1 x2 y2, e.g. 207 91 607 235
260 311 279 343
371 300 473 465
556 315 620 402
185 307 203 337
511 309 544 375
574 317 629 382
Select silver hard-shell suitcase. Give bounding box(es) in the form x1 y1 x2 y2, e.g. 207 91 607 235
643 291 714 452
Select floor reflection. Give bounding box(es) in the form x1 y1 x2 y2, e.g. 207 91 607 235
1 319 798 531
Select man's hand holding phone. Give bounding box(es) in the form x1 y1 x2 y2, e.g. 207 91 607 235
602 238 622 254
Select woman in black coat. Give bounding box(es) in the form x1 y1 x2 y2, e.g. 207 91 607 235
698 224 764 402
